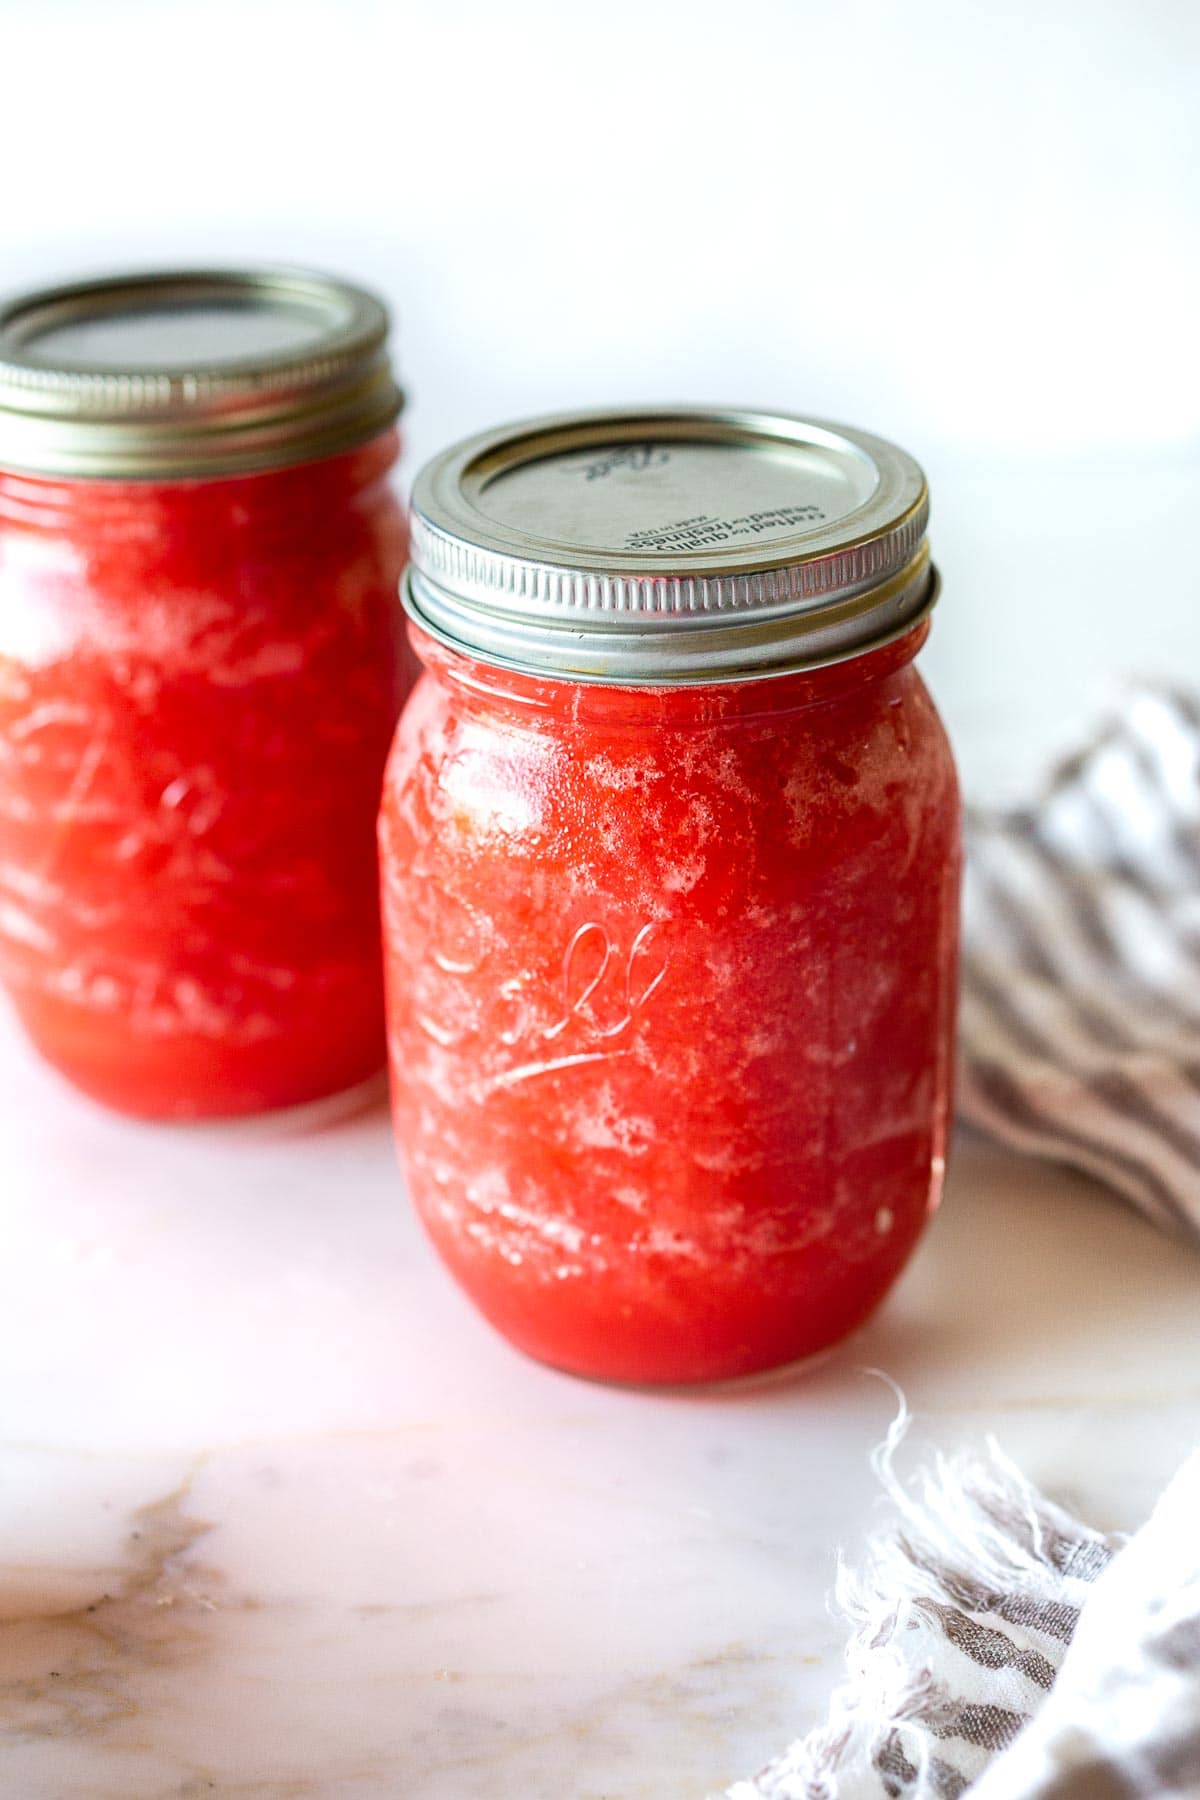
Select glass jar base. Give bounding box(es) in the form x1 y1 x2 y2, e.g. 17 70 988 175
439 1265 901 1390
532 1340 843 1395
12 990 388 1124
153 1068 391 1136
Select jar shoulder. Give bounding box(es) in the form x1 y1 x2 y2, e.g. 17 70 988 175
380 664 960 873
0 439 407 622
0 481 408 671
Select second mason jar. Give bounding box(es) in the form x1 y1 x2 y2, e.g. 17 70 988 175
0 269 409 1118
380 408 961 1384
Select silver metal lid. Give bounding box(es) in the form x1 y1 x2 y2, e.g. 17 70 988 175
0 267 403 480
405 407 937 686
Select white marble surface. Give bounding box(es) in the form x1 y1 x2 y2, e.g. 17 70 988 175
0 997 1197 1800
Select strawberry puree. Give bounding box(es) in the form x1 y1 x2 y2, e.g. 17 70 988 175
380 620 960 1383
0 433 408 1117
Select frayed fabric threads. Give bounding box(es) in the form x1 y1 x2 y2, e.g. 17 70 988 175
726 1412 1200 1798
724 1406 1120 1800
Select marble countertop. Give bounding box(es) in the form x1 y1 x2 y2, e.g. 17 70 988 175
0 1000 1197 1800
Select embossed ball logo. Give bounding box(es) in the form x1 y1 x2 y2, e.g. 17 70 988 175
581 444 669 481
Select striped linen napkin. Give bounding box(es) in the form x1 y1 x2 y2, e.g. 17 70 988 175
725 1419 1200 1799
960 685 1200 1241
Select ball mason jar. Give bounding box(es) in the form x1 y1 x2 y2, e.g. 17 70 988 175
380 409 961 1383
0 269 409 1118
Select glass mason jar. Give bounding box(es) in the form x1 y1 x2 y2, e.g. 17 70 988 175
0 269 409 1118
380 409 961 1384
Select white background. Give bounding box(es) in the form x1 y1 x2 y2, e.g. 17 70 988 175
2 0 1198 791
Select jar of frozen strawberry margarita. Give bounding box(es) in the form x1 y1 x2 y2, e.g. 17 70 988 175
0 269 408 1118
380 409 960 1384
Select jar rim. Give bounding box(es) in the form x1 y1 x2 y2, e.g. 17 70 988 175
405 407 937 685
0 267 404 481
